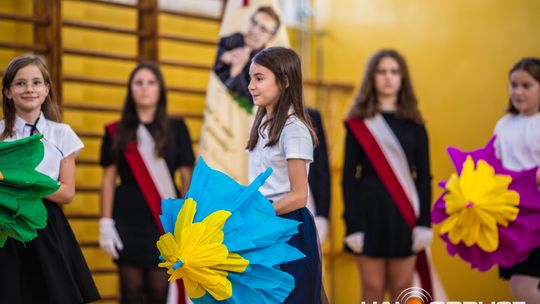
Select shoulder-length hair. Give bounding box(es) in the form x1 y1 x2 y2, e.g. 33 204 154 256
506 57 540 114
346 49 424 124
111 61 170 158
1 54 61 139
246 47 317 150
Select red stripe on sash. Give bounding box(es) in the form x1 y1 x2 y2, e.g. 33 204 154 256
107 122 163 233
106 122 187 303
346 118 433 295
346 118 416 229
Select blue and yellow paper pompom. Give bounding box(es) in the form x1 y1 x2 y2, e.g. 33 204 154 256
157 158 305 303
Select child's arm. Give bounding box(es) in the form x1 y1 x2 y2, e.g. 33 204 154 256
46 153 76 204
178 166 193 198
273 158 309 215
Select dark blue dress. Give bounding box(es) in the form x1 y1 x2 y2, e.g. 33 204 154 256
342 113 432 257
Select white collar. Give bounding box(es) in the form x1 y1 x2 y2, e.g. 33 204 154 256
288 106 295 116
14 112 46 134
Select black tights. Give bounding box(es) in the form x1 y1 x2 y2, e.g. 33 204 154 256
118 264 169 304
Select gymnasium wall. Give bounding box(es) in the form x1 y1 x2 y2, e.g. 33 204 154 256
319 0 540 302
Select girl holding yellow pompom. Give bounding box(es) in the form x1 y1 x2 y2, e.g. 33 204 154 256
432 57 540 303
494 58 540 302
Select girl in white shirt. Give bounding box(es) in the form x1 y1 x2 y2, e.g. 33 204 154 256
246 47 323 303
495 57 540 303
0 54 99 303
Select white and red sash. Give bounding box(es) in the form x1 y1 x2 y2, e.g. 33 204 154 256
106 122 188 304
346 115 447 300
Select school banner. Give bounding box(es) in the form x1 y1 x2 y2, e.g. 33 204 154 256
199 0 289 184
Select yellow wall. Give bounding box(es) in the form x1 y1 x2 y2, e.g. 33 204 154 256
320 0 540 302
0 1 32 67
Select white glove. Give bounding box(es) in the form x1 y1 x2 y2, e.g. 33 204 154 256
314 216 329 243
99 218 124 259
411 226 433 253
345 232 364 254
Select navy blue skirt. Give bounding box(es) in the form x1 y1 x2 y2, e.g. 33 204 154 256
279 207 323 304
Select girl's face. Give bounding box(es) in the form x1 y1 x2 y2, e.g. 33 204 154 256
6 64 49 117
131 68 160 109
509 70 540 116
374 56 402 99
248 62 281 113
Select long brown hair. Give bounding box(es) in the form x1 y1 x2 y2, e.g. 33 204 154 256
506 57 540 114
1 54 61 139
246 47 317 150
111 62 170 158
346 49 424 124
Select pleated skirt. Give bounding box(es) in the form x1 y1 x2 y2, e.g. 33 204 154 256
279 207 323 304
0 200 100 303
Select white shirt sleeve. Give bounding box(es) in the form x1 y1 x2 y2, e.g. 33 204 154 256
494 113 540 170
59 124 84 158
280 118 313 162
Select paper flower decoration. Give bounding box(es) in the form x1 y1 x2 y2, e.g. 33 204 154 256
0 134 60 246
158 198 249 300
432 137 540 271
157 157 305 303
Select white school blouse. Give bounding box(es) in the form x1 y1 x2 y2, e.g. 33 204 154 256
494 112 540 171
0 112 84 180
248 113 313 202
